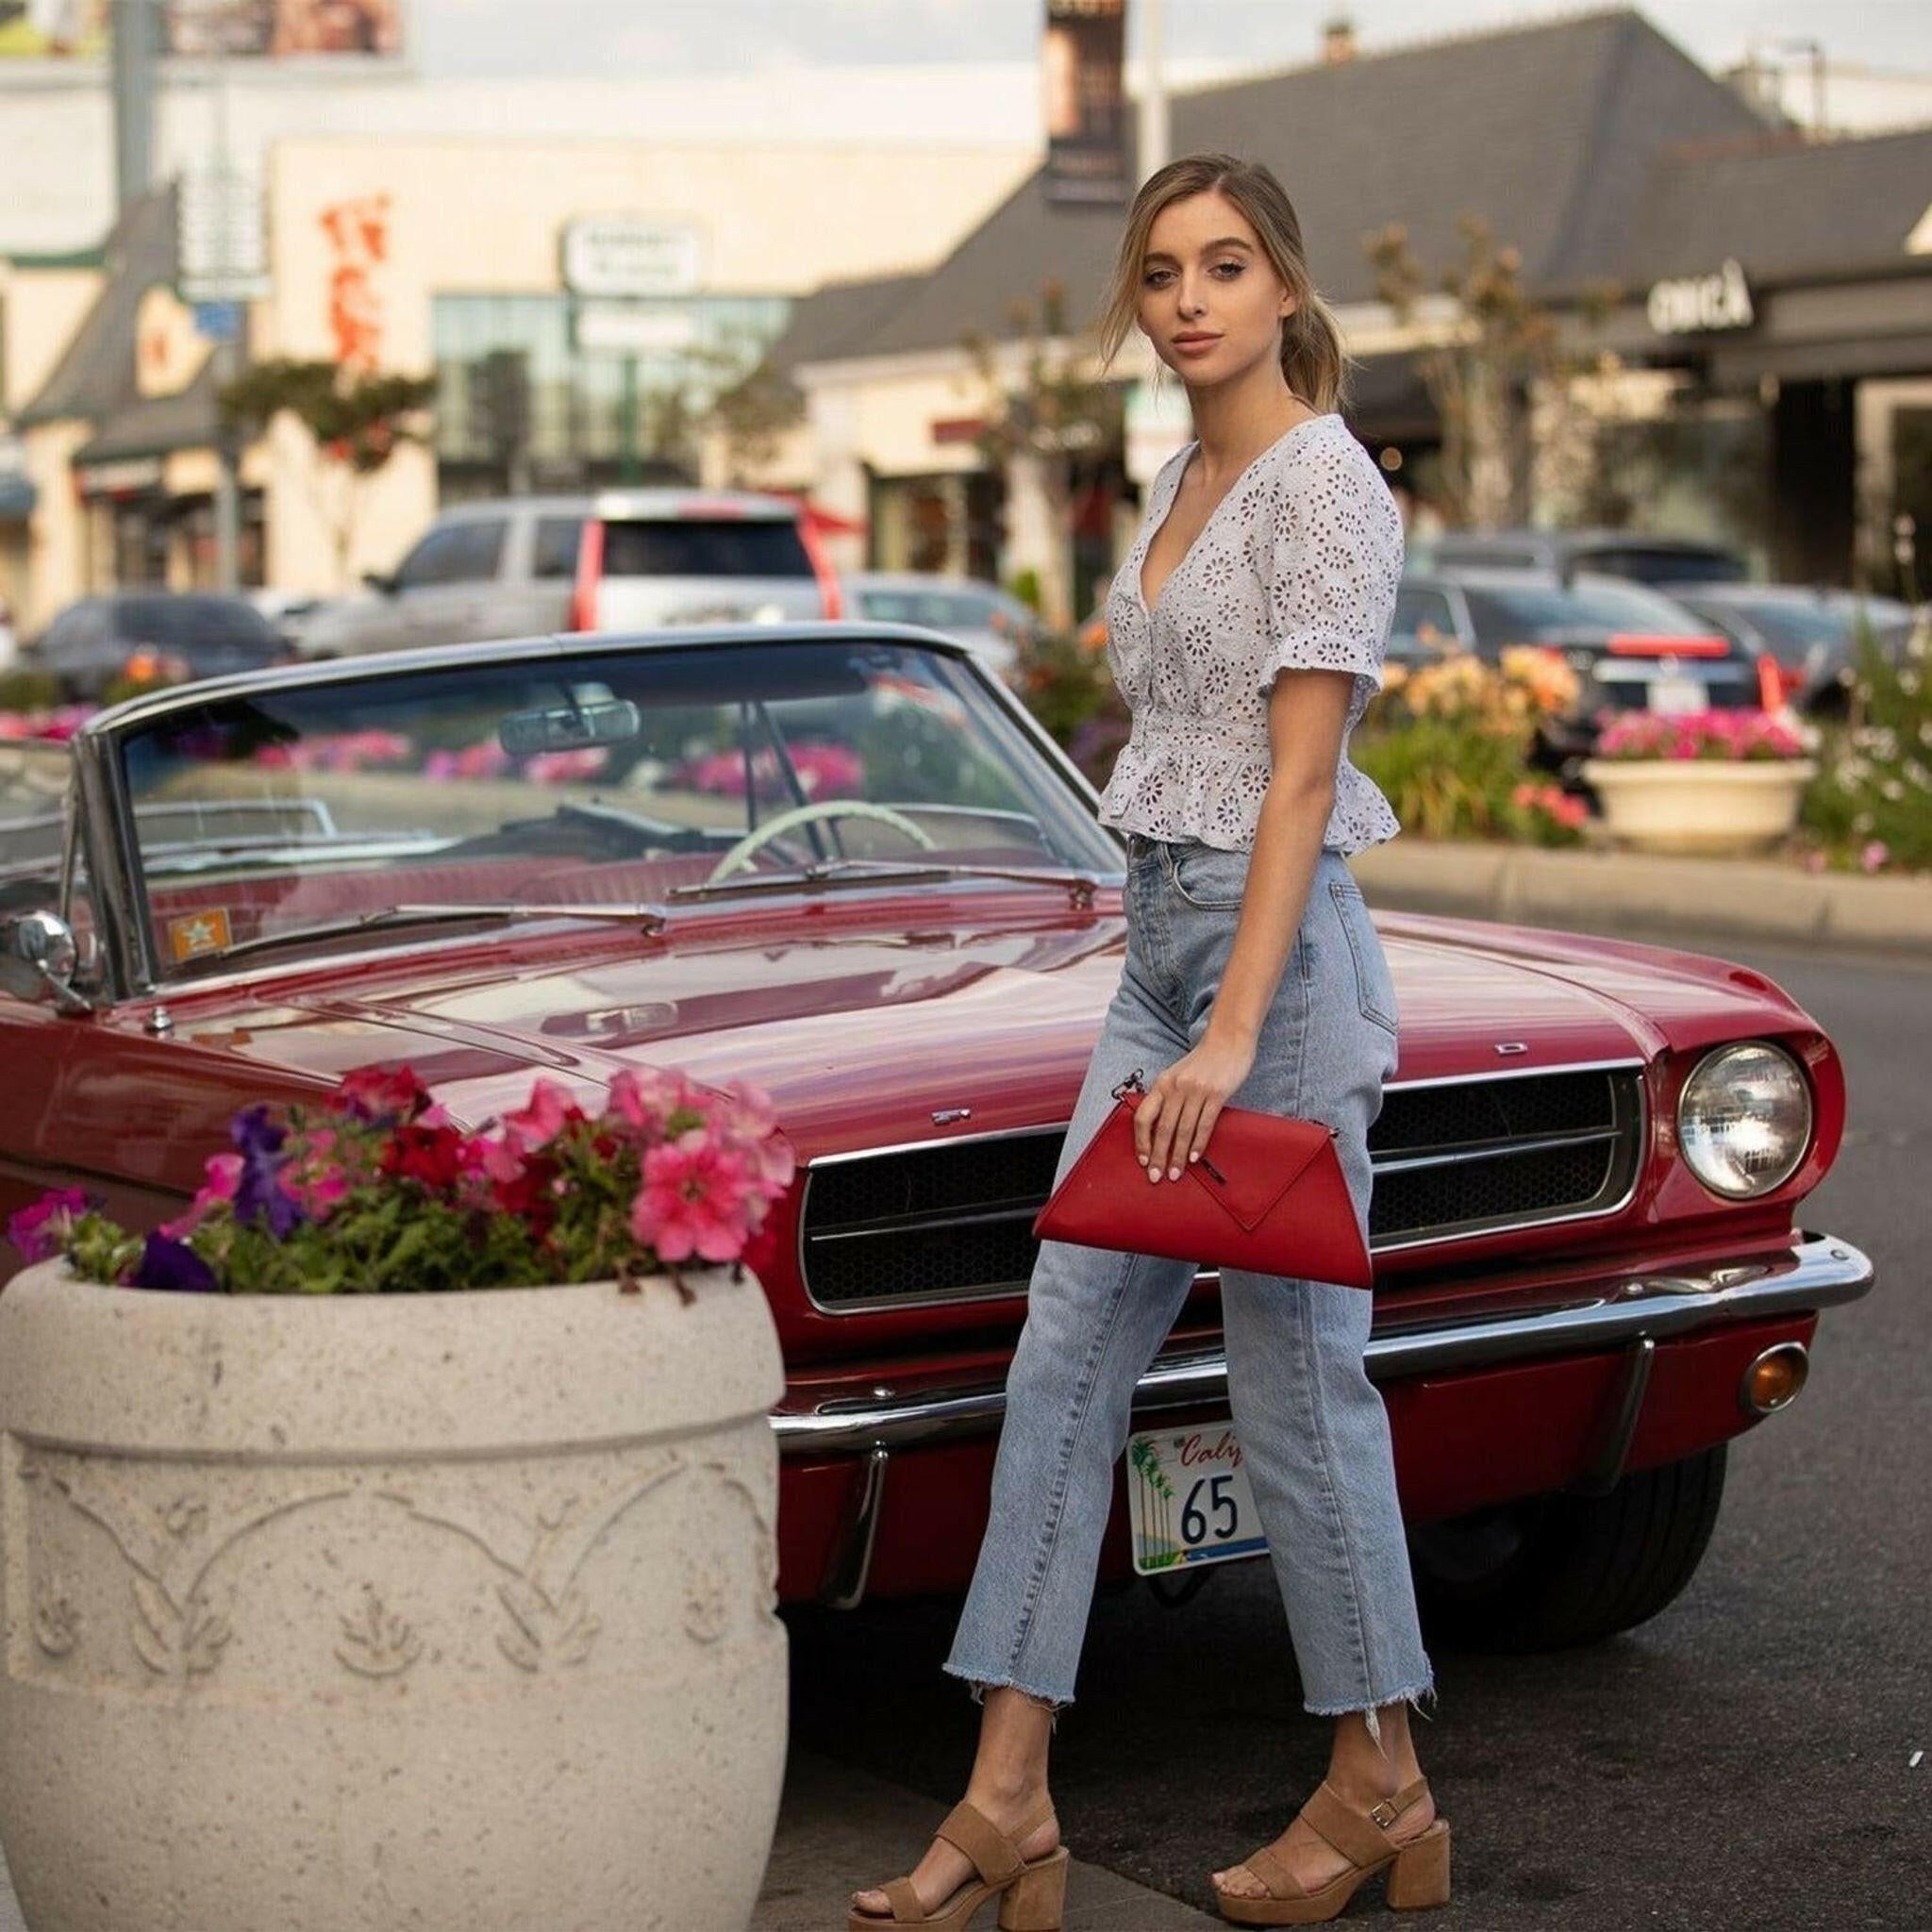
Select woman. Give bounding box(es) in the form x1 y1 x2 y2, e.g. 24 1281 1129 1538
851 153 1446 1931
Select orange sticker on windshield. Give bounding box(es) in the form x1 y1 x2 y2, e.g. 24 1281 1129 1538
167 908 232 960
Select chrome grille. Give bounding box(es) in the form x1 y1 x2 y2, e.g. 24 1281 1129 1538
800 1064 1645 1310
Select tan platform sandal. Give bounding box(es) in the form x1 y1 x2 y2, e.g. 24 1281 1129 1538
1211 1774 1450 1925
848 1793 1070 1931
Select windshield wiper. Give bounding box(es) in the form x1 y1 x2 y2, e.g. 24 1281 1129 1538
172 900 671 970
668 858 1105 908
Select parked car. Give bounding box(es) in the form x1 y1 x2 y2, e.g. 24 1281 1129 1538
1390 575 1479 671
1670 583 1918 712
841 573 1041 678
29 591 289 701
0 625 1871 1647
1421 527 1749 588
298 490 839 658
1428 569 1769 781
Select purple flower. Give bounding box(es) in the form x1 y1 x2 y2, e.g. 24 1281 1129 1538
131 1233 219 1293
6 1187 90 1264
229 1106 304 1239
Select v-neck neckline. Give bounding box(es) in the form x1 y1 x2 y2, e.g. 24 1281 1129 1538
1134 411 1332 620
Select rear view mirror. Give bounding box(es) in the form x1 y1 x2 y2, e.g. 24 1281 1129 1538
497 698 641 758
0 909 92 1014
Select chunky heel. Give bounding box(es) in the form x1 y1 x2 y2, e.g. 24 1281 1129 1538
997 1846 1069 1931
1385 1822 1451 1910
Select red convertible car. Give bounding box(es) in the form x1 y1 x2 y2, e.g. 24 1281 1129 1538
0 626 1873 1649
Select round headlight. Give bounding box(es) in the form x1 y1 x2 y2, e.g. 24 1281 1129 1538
1676 1041 1812 1199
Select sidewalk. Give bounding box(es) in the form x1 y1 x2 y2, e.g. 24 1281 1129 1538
0 1750 1218 1932
1351 834 1932 958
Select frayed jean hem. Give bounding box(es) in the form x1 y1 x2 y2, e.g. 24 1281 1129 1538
942 1660 1072 1733
1304 1678 1439 1750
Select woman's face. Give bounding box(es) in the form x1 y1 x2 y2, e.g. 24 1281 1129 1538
1136 189 1295 389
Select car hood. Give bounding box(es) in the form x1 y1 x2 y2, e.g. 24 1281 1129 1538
171 900 1812 1161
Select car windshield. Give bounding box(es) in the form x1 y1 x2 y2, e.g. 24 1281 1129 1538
858 587 1004 630
1465 579 1711 640
1709 597 1857 653
108 638 1122 979
112 597 279 649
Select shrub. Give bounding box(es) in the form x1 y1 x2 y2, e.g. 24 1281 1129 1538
1798 617 1932 874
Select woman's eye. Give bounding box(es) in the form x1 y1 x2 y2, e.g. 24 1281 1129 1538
1141 269 1173 287
1211 261 1244 278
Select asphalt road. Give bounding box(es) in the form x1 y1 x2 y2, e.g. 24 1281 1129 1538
788 922 1930 1931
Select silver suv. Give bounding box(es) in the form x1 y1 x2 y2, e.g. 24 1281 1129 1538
299 490 835 658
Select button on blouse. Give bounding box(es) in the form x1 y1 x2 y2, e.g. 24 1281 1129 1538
1095 411 1403 857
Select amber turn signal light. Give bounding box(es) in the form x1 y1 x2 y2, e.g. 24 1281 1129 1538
1740 1341 1808 1416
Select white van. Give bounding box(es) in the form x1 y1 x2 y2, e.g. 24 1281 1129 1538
300 490 838 658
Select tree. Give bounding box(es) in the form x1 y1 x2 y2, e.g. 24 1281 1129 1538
218 358 438 584
705 354 808 488
964 281 1121 628
1364 216 1616 529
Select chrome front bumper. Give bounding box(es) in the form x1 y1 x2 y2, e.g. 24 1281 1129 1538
771 1228 1874 1458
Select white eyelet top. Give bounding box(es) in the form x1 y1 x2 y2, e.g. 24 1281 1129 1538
1095 411 1403 857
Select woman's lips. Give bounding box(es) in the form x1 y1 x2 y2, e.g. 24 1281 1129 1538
1171 334 1221 356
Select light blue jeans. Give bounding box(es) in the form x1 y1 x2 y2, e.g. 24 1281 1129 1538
944 835 1434 1740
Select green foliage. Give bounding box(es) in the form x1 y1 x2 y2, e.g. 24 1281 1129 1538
0 669 60 711
1798 620 1932 873
218 358 438 478
1352 713 1575 843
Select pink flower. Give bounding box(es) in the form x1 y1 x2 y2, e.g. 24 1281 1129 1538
1859 840 1890 874
159 1152 245 1238
607 1067 702 1138
8 1187 92 1262
525 747 608 785
628 1130 761 1264
503 1077 582 1152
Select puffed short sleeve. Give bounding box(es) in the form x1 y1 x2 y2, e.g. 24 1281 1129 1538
1257 438 1405 698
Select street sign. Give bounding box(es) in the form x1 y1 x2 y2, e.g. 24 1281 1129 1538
178 167 269 304
560 218 704 299
573 304 698 355
192 300 244 343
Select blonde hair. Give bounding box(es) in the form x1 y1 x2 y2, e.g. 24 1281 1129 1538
1096 152 1352 414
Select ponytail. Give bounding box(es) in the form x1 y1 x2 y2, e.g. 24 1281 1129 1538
1282 292 1351 415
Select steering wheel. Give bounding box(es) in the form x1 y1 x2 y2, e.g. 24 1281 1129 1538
705 800 938 882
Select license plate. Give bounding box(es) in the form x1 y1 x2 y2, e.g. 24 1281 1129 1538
1126 1424 1269 1574
1647 676 1705 714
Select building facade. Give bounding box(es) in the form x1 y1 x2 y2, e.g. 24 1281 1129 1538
766 11 1932 616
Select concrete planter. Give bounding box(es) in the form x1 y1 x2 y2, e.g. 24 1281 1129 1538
0 1263 786 1932
1580 757 1817 857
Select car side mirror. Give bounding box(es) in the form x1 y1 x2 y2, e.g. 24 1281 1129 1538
362 570 398 596
0 909 93 1014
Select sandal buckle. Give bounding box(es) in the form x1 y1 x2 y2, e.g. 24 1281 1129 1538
1369 1798 1400 1830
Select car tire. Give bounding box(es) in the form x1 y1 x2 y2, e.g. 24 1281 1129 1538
1408 1445 1726 1653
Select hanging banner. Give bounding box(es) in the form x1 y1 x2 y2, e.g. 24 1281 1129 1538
1041 0 1128 205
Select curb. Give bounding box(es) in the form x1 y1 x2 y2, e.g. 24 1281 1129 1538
1350 837 1932 959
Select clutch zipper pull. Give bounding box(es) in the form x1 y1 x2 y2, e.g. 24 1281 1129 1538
1110 1067 1145 1100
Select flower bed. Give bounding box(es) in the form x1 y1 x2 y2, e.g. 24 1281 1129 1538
1796 621 1932 874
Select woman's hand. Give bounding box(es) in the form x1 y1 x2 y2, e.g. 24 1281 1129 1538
1135 1030 1257 1182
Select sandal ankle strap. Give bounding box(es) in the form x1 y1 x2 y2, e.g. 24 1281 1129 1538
1301 1775 1431 1870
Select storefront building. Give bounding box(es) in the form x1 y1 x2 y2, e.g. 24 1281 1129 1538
2 134 1034 629
769 11 1932 615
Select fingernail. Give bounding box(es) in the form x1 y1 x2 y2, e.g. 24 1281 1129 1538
1148 1169 1159 1184
1168 1166 1180 1180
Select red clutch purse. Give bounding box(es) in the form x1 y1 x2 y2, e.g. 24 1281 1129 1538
1031 1072 1374 1290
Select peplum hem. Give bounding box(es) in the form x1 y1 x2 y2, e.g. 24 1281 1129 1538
1097 731 1400 857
